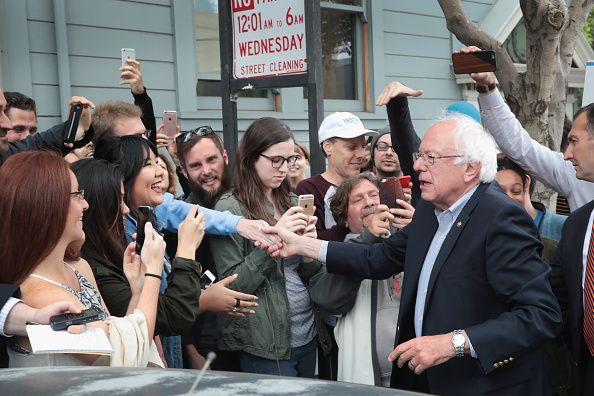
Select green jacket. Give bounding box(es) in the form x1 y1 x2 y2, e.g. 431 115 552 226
85 251 201 337
208 192 330 360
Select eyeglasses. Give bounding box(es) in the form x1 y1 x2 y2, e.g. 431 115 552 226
375 142 395 152
70 190 86 200
176 126 214 144
413 152 464 166
260 154 298 169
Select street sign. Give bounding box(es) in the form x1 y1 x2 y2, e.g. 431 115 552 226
231 0 307 79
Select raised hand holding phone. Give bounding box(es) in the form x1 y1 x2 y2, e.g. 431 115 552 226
459 46 497 87
177 205 206 260
138 221 166 277
162 111 178 138
276 206 309 234
63 97 95 147
452 50 496 74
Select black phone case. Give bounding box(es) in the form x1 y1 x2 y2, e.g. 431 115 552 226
135 206 157 254
64 103 83 143
50 308 102 331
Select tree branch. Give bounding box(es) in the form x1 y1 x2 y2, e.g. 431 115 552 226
560 0 594 74
437 0 518 94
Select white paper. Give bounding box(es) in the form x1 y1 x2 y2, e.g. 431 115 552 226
582 60 594 107
26 325 113 355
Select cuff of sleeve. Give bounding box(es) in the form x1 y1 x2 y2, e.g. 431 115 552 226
318 241 329 264
132 87 148 98
477 87 505 110
466 335 477 358
0 298 22 337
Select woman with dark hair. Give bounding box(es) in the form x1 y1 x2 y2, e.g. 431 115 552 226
92 136 258 368
209 117 330 377
495 154 566 242
0 151 165 367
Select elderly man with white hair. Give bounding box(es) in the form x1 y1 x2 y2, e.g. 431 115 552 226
263 115 562 396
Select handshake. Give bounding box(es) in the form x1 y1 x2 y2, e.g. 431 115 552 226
255 206 320 260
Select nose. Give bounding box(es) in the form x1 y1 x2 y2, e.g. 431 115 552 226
413 155 425 172
202 163 213 175
81 198 90 211
279 159 289 172
563 147 573 161
154 162 164 177
355 144 365 158
0 111 12 131
364 195 376 207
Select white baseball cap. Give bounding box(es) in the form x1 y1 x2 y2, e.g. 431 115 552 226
318 112 378 144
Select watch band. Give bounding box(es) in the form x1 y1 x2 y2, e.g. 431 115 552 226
476 83 496 94
453 329 465 357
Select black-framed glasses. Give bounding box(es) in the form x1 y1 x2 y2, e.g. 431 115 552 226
260 154 298 169
70 190 86 200
413 152 464 166
375 142 395 152
176 126 214 144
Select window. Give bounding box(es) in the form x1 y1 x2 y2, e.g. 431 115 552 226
193 1 369 110
503 18 526 64
194 0 269 108
308 0 367 102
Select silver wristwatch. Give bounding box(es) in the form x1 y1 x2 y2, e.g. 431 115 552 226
451 329 465 357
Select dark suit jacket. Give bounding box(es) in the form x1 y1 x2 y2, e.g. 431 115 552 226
550 200 594 390
0 284 19 368
326 182 561 395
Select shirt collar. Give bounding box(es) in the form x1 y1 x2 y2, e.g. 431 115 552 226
434 183 480 220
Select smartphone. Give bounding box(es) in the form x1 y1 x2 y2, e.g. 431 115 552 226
162 110 178 138
452 50 496 74
398 175 411 190
298 194 315 217
121 48 136 67
63 103 83 143
50 307 103 331
136 205 157 254
379 177 405 208
200 270 216 289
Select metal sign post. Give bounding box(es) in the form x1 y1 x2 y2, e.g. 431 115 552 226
218 0 324 175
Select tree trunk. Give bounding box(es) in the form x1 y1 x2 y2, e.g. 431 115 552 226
438 0 593 210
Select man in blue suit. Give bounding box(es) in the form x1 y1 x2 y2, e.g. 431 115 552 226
265 115 561 395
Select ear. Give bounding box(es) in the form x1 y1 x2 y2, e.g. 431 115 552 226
463 161 481 183
525 174 532 189
322 140 333 157
223 149 229 165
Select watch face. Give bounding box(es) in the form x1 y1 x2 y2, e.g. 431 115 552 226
452 334 465 347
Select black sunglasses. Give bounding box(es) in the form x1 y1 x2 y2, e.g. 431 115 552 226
176 126 215 144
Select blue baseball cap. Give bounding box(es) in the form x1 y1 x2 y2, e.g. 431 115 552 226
446 101 481 124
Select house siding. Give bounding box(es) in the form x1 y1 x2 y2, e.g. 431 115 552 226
2 0 496 143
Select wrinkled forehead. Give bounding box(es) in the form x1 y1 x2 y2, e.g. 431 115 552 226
420 121 456 153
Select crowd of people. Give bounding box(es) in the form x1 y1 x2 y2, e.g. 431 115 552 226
0 45 593 395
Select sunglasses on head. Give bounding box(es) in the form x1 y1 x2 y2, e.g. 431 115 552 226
176 126 215 144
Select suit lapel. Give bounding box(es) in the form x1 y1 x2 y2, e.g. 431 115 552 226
397 202 438 328
423 183 488 314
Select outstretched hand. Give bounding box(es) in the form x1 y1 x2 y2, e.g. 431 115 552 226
200 274 258 317
237 218 282 251
376 81 423 106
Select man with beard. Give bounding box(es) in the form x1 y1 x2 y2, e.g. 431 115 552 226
370 128 402 178
174 126 239 371
176 126 231 208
